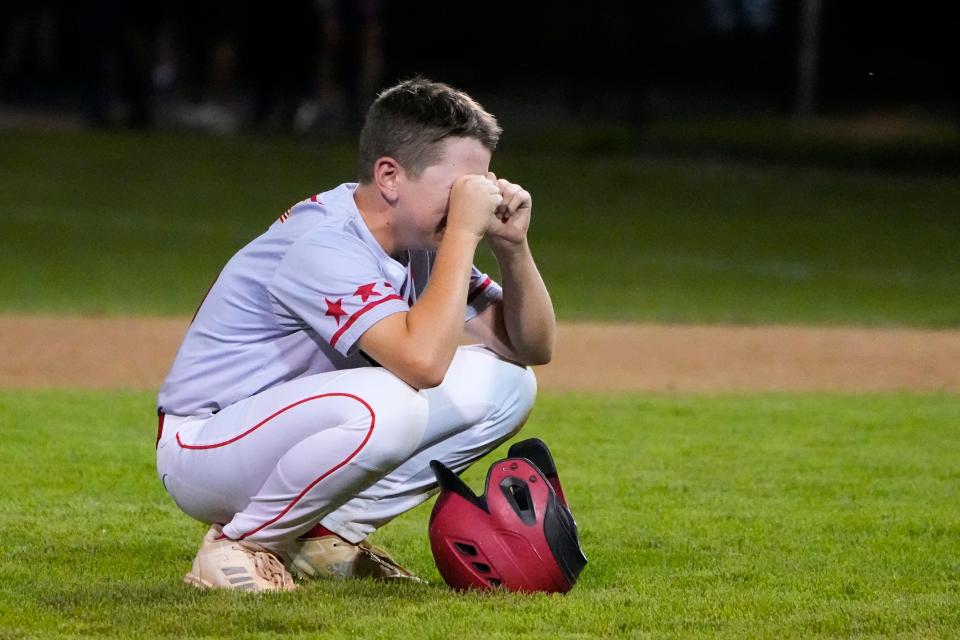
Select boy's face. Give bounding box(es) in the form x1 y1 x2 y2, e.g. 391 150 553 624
395 136 491 250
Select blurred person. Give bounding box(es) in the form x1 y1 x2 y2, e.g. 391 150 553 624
708 0 776 32
551 5 651 129
156 78 552 591
294 0 384 133
704 0 790 103
245 0 316 131
157 0 244 134
85 1 158 128
0 0 59 102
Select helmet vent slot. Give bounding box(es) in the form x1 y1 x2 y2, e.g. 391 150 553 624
500 476 537 525
454 542 478 556
472 562 491 573
487 578 502 587
509 483 530 511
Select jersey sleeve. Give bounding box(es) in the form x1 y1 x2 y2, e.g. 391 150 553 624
465 265 503 322
269 233 408 356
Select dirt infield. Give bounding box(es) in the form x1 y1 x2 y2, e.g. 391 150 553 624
2 315 958 392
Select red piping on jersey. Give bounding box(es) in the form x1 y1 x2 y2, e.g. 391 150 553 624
467 277 493 304
175 392 377 540
329 294 403 348
175 392 372 450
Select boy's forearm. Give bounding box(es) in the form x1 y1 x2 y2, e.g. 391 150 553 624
404 230 480 375
493 240 555 365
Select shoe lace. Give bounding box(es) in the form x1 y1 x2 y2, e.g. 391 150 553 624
251 549 296 590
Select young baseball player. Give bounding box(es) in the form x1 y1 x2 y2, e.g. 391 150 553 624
155 77 554 591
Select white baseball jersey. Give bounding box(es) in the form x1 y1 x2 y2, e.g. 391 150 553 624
158 182 502 417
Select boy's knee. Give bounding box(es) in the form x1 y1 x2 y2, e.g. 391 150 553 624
518 364 538 407
504 365 537 436
356 376 429 471
453 347 539 431
470 353 537 438
393 386 430 451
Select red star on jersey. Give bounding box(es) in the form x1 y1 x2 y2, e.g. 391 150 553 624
325 298 347 325
353 282 382 303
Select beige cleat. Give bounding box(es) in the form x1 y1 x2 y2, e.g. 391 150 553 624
288 535 424 582
184 525 297 592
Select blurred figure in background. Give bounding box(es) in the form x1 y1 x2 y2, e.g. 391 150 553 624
0 1 60 105
701 0 791 109
294 0 384 133
152 0 381 134
154 1 244 134
245 0 315 132
85 1 158 128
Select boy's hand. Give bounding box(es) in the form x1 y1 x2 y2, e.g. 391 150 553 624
447 174 503 239
485 172 532 250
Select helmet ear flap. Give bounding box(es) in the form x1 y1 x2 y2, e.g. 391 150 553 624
507 438 569 506
507 438 557 475
429 460 487 512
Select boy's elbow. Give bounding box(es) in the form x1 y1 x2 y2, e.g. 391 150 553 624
410 369 445 390
515 342 553 367
403 354 449 389
523 350 552 367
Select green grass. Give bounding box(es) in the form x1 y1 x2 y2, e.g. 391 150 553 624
643 114 960 163
1 129 959 326
1 390 958 638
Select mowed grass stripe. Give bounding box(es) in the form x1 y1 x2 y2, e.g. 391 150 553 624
1 130 959 325
1 390 957 638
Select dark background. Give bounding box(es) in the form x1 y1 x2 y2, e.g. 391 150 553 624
2 2 957 123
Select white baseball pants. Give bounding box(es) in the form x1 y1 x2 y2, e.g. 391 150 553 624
156 345 536 553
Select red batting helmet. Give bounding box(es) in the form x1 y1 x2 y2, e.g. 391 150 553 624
428 438 587 593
